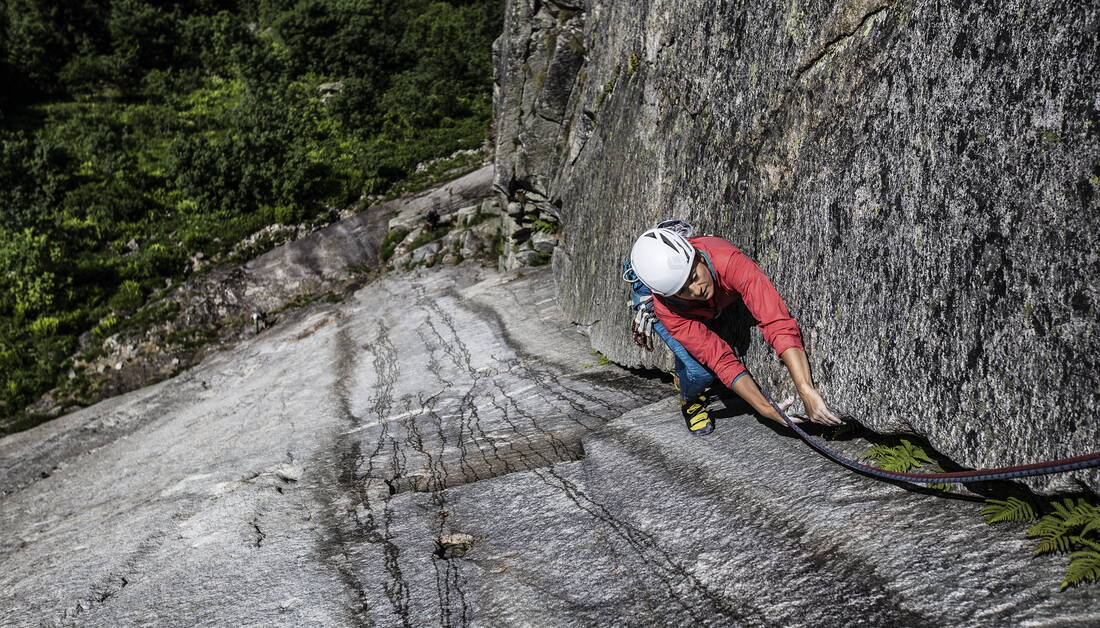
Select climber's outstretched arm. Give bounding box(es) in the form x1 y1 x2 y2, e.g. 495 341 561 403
779 347 843 425
731 374 798 426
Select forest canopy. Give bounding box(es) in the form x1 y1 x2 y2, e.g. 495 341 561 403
0 0 503 426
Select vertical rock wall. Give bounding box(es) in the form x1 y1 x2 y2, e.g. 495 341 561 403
493 0 1100 493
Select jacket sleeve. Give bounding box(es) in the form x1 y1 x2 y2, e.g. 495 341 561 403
722 250 804 356
653 300 747 386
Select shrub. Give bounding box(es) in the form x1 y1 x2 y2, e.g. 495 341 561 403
274 204 303 225
380 227 410 262
28 316 60 337
92 314 119 339
109 279 143 312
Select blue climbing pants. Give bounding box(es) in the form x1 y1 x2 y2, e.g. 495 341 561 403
652 321 715 401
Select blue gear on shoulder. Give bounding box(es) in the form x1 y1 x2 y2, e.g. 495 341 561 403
621 259 654 312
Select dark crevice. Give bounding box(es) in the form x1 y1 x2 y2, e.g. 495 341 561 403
792 3 891 81
748 3 891 156
252 520 266 548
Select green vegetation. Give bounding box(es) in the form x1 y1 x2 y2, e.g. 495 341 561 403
407 223 454 251
380 227 412 263
583 348 611 367
983 496 1100 589
862 439 1100 589
860 439 954 491
595 63 621 109
530 218 560 234
270 290 343 316
0 0 503 428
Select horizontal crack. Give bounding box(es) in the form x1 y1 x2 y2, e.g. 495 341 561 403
384 428 588 495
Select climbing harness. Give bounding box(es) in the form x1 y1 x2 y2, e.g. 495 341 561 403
760 389 1100 484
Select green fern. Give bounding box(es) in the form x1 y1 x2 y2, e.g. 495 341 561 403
906 441 935 466
1062 499 1100 529
1007 496 1100 588
1028 516 1070 540
1034 535 1075 555
860 440 953 491
1063 545 1100 589
926 466 954 493
862 439 926 473
862 444 912 473
982 497 1038 524
1027 498 1100 551
1081 515 1100 538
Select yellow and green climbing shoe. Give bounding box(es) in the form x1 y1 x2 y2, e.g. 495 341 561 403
681 396 714 436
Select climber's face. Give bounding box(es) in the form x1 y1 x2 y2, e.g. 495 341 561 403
675 255 713 301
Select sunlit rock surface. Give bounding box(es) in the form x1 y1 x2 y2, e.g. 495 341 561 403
0 265 1094 626
492 0 1100 493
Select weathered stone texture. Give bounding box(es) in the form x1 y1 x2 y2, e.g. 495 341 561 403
2 264 1094 626
0 265 664 626
493 0 1100 492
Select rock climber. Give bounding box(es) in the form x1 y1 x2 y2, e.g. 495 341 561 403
623 220 843 435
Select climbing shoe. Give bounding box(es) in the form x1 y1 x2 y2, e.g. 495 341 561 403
681 395 714 436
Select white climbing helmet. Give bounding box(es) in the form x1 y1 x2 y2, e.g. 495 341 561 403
629 227 696 296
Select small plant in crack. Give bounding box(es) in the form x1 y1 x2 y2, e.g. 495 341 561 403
583 349 611 368
860 439 953 492
983 495 1100 589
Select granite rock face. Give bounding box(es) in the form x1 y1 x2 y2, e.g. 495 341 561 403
492 0 1100 493
2 264 1094 626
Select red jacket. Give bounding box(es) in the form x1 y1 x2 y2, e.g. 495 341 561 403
651 236 804 386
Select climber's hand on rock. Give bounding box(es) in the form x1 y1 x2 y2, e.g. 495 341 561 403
799 388 843 425
775 395 802 423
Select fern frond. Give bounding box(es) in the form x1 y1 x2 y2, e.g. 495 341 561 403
1028 510 1073 538
982 497 1037 524
1030 499 1100 540
861 445 896 462
1079 514 1100 539
1034 535 1073 555
1028 520 1068 540
862 442 922 473
1050 499 1077 521
1061 550 1100 589
1061 500 1100 532
903 440 935 466
884 458 916 473
1075 537 1100 552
